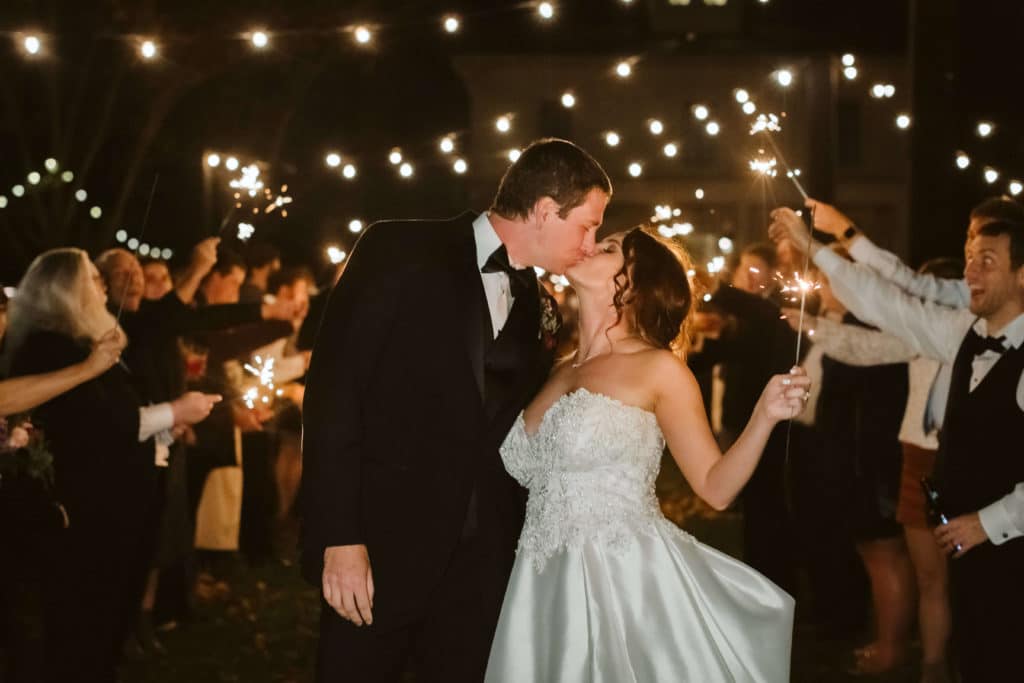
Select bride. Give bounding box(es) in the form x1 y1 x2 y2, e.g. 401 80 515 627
485 226 809 682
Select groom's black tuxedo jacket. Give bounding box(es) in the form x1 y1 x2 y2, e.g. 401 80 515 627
300 211 556 628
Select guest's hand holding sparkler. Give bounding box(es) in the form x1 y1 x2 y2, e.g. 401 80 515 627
768 207 822 257
802 198 857 241
84 328 127 377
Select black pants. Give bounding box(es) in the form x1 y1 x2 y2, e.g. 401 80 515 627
950 546 1024 682
315 537 507 683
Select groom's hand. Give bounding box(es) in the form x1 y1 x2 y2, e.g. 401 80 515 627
323 544 375 626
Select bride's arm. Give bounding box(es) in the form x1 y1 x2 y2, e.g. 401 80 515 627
653 354 809 511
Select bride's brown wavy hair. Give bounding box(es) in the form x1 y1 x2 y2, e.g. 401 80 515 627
611 226 697 357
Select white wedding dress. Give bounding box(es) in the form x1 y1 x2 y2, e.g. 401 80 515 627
485 388 793 683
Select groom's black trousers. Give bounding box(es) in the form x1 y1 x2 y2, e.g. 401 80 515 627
316 536 506 683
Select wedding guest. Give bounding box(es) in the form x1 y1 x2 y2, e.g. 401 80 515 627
140 257 174 302
770 212 1024 682
239 240 281 304
2 248 220 683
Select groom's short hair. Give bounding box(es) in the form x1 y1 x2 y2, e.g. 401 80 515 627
490 138 611 221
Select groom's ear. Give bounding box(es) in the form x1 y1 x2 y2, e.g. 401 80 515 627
532 196 558 228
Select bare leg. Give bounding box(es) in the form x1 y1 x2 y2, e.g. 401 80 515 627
853 536 915 672
274 433 303 520
904 526 952 682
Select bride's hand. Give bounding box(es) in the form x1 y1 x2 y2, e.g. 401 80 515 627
757 367 811 422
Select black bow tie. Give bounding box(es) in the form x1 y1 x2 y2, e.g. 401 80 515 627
965 329 1007 356
482 245 534 299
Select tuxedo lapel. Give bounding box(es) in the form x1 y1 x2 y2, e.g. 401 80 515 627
453 214 489 402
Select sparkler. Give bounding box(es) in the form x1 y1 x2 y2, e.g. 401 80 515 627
242 355 283 409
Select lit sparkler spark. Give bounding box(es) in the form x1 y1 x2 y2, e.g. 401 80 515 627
229 164 264 197
750 156 778 177
750 113 781 135
242 355 277 409
237 222 256 241
264 184 293 214
775 271 821 304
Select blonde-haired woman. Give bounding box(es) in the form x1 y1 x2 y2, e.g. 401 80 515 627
2 248 219 683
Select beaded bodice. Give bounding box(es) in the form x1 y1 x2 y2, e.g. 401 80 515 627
501 388 669 571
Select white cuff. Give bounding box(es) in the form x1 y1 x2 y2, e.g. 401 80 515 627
811 246 844 274
847 234 875 263
979 498 1024 546
139 403 175 441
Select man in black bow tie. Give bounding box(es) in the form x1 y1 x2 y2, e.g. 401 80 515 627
769 213 1024 682
301 138 610 682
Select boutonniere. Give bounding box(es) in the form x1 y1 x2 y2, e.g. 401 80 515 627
539 290 562 350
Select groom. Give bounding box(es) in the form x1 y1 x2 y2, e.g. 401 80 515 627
301 138 611 682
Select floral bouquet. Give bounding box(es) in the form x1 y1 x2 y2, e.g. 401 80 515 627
0 416 68 536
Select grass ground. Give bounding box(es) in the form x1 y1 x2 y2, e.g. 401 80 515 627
120 455 924 682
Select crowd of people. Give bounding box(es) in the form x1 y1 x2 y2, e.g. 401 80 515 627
0 141 1022 682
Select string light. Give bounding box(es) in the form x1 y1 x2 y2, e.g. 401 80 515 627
984 166 999 184
225 157 239 171
561 92 575 108
61 171 73 183
508 149 521 162
348 219 363 233
648 119 664 135
327 246 347 264
44 158 58 172
139 243 150 256
663 142 678 158
325 153 341 168
115 230 128 242
127 238 139 250
734 88 750 104
742 101 757 115
161 248 173 259
1009 181 1023 196
692 104 709 121
0 196 8 209
251 31 269 49
90 206 102 219
604 131 620 147
976 121 994 138
843 66 858 80
538 2 555 20
896 114 911 130
453 158 468 174
774 69 793 87
955 151 970 170
354 26 372 44
495 115 511 133
841 53 856 67
628 162 643 177
22 35 42 56
140 40 158 60
615 61 632 78
695 188 705 200
719 237 734 253
74 189 87 202
207 153 221 168
399 162 414 178
705 121 720 136
342 163 357 179
443 15 460 33
439 136 455 153
884 84 895 97
27 172 40 185
389 149 403 165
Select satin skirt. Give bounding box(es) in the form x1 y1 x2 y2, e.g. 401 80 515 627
485 521 793 682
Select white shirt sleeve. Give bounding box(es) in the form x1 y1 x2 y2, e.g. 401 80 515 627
848 235 971 308
979 483 1024 545
138 402 175 441
808 316 918 366
813 248 973 365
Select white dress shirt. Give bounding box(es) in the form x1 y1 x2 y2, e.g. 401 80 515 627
813 247 1024 544
473 212 514 339
849 235 971 309
139 402 175 467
